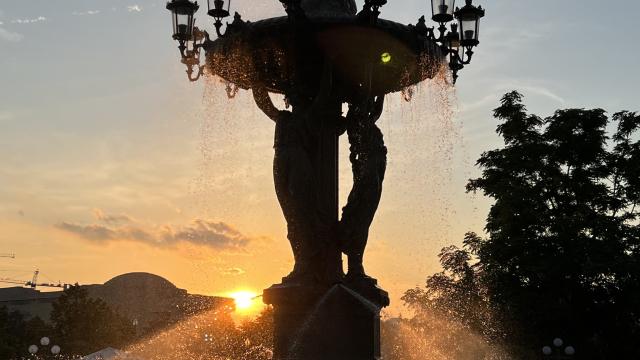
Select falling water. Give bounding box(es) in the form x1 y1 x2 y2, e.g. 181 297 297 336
174 61 475 359
381 64 463 276
123 308 274 360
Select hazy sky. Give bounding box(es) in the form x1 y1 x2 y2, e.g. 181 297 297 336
1 0 639 315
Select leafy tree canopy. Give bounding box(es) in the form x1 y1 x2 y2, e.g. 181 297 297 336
405 92 640 359
50 285 135 356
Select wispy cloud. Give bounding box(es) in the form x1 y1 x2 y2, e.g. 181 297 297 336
11 16 47 24
127 5 143 13
461 82 566 115
0 28 23 42
55 212 261 251
72 10 100 16
493 82 566 104
221 267 246 276
93 208 132 224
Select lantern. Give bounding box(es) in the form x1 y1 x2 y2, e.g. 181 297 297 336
446 23 461 51
208 0 231 20
454 0 485 47
431 0 455 23
166 0 200 42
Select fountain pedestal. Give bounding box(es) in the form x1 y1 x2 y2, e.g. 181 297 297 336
263 281 389 360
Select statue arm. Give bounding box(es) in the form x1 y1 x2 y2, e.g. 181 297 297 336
370 95 385 123
252 87 282 122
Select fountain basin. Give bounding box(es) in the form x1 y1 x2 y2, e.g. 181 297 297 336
203 16 445 100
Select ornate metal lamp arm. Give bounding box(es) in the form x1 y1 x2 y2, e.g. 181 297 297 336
450 47 474 65
214 19 226 37
179 27 209 82
186 65 205 82
177 40 188 59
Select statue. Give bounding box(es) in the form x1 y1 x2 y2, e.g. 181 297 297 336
253 63 347 284
254 60 387 284
341 94 387 280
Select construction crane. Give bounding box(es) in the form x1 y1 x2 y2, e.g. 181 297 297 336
0 269 73 290
0 253 15 259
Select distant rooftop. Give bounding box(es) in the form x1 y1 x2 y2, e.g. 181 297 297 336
0 272 233 327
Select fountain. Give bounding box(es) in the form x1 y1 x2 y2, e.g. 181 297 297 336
165 0 486 359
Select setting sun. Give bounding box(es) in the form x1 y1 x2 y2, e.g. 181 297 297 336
230 291 259 312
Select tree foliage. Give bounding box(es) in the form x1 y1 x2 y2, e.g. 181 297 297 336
405 92 640 359
50 285 136 356
0 307 53 359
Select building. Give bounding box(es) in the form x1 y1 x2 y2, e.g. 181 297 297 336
0 272 234 332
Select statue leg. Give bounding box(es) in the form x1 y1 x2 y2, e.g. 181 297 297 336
274 149 301 279
274 146 321 283
340 151 386 278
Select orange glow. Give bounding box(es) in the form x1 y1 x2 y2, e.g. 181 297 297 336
229 290 259 312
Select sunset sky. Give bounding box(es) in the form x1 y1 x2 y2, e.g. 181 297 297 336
1 0 640 315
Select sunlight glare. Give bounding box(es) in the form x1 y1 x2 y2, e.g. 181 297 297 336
230 290 258 312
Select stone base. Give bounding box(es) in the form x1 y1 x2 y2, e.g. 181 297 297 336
263 280 389 360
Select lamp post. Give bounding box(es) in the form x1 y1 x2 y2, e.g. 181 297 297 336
165 0 486 84
542 337 576 359
164 1 486 359
28 337 61 359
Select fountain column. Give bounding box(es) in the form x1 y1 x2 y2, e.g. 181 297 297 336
263 100 389 360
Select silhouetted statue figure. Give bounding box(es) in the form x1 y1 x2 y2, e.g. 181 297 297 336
253 87 316 283
340 95 387 280
252 63 344 284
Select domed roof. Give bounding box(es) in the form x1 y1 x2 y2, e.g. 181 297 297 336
103 272 177 291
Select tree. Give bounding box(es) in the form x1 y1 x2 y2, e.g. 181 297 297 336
0 306 28 359
404 92 640 359
463 92 640 358
0 307 53 359
50 285 135 356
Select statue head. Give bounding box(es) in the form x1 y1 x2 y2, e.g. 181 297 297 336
300 0 358 17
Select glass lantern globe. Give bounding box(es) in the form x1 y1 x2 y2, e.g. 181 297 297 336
553 338 564 347
454 0 485 48
51 345 61 355
28 345 38 354
40 337 50 346
166 0 200 41
446 23 461 50
431 0 455 23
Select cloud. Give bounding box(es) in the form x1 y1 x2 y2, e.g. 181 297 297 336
162 220 252 249
493 83 566 104
93 208 132 224
127 5 143 12
72 10 100 16
0 28 23 42
11 16 47 24
221 267 246 276
55 218 257 251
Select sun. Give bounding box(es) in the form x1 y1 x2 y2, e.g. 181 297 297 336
230 290 258 312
